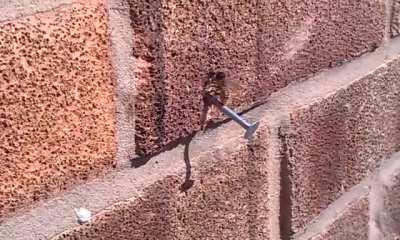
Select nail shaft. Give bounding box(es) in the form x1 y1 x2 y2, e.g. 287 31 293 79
206 94 259 139
220 105 252 129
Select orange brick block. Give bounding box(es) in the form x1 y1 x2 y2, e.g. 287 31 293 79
0 1 115 220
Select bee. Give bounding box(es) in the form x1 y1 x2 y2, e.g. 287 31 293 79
204 71 227 103
204 70 241 104
202 70 242 128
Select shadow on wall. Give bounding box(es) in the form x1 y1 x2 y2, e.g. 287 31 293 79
130 132 196 193
278 129 294 240
179 133 196 192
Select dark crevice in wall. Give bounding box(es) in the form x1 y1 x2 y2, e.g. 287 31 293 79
246 141 261 240
151 0 167 149
278 126 294 240
255 0 263 100
128 0 168 156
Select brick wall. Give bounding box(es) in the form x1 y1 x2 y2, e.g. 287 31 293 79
0 0 399 239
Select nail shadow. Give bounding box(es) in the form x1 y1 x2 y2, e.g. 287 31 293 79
179 133 196 192
278 128 294 239
130 133 196 193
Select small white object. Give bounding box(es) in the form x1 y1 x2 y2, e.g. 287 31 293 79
74 207 92 224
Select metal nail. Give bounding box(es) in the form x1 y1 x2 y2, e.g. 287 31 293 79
206 95 259 139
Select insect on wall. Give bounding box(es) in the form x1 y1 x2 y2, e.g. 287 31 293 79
203 71 239 126
204 71 227 102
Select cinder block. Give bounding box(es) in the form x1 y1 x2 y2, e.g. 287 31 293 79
282 55 400 232
0 1 115 220
52 125 279 240
131 0 386 156
312 196 369 240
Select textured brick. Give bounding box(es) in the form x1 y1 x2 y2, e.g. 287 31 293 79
0 1 115 220
392 0 400 37
312 197 369 240
52 126 278 240
282 55 400 232
131 0 386 156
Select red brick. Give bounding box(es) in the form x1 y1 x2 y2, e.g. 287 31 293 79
282 55 400 232
313 196 369 240
131 0 386 156
0 1 115 220
51 125 279 240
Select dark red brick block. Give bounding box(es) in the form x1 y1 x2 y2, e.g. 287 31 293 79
130 0 386 156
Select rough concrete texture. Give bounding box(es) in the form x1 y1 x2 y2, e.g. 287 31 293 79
0 0 115 220
294 180 371 240
107 0 136 167
374 152 400 239
282 50 400 232
312 197 369 240
392 0 400 36
382 176 400 239
50 123 278 240
0 0 72 21
381 173 400 239
131 0 386 156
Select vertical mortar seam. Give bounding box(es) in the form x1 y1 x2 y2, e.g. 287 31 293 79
369 175 385 240
107 0 137 168
384 0 395 43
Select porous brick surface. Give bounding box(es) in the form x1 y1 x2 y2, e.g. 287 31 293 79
52 128 276 240
392 0 400 37
131 0 386 156
0 1 115 220
312 197 369 240
282 56 400 232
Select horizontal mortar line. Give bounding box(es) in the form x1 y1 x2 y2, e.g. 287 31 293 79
0 1 76 24
378 151 400 185
2 31 400 240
